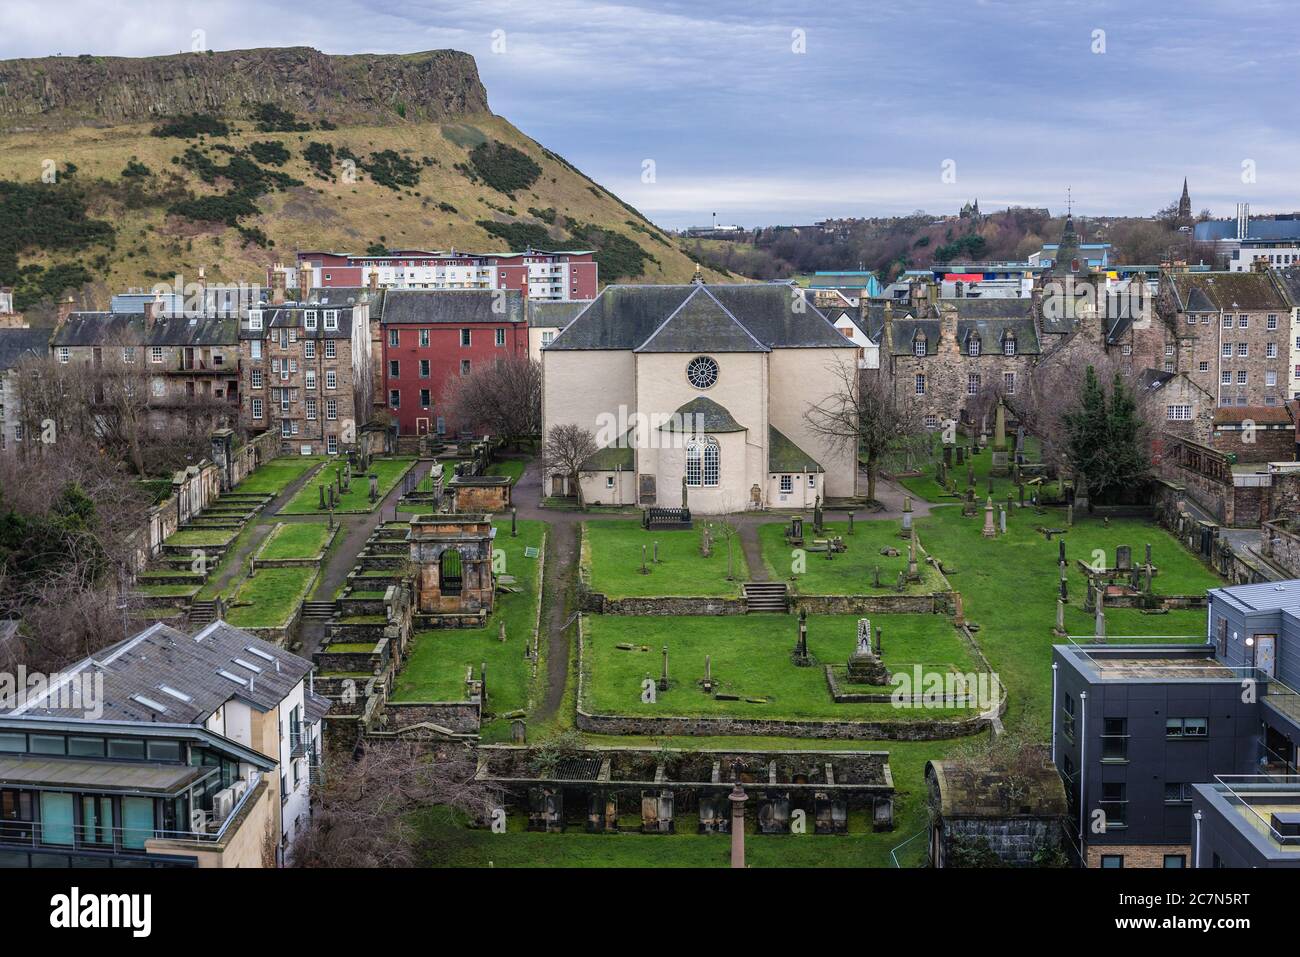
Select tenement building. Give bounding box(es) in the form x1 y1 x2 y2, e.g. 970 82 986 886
239 289 373 455
541 282 858 510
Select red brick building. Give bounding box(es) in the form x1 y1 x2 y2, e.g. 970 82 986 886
377 289 528 436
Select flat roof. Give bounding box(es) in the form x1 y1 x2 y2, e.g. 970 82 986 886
0 755 207 794
1054 643 1240 682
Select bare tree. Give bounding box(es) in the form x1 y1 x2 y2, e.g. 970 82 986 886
706 495 741 580
440 356 541 448
292 741 498 868
541 423 597 507
803 360 920 501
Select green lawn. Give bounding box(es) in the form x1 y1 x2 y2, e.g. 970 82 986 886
914 507 1222 733
485 459 526 484
585 520 749 598
415 735 957 867
233 455 325 496
225 567 316 628
280 457 415 514
758 520 946 595
393 519 547 722
584 613 981 720
898 431 1061 505
257 522 332 561
165 528 238 548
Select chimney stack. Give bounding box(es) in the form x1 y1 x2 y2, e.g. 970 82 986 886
367 269 379 294
298 262 313 300
271 266 287 306
57 295 76 325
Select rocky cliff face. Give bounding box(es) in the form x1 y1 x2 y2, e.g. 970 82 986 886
0 47 490 130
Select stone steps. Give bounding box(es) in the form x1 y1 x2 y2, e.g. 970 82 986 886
301 600 337 622
189 600 218 626
743 582 788 613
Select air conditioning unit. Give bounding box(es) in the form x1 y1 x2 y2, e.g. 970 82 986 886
190 808 210 833
231 779 248 802
212 787 236 823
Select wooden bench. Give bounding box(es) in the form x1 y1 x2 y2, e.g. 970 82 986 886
643 507 693 530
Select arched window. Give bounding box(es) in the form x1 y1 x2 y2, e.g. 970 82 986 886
439 548 463 596
686 436 720 487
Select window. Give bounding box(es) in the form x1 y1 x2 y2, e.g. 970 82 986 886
496 328 506 347
57 347 69 364
151 378 165 397
251 339 262 360
913 336 927 357
323 311 338 331
1222 371 1232 385
1003 372 1016 394
1222 343 1233 358
326 370 337 390
780 475 793 493
1268 314 1279 330
1101 717 1128 760
420 389 430 408
1267 371 1278 387
389 390 400 409
1167 405 1191 421
326 399 337 420
249 309 263 330
460 328 472 347
967 373 980 396
419 359 430 378
122 347 135 362
1100 783 1127 826
325 341 336 359
1165 344 1174 357
252 397 263 419
1199 361 1209 372
281 420 291 437
388 329 399 348
968 336 981 357
1268 342 1278 358
685 436 720 487
1164 783 1193 803
304 340 315 360
1238 343 1248 357
1238 371 1248 385
914 373 926 395
251 369 263 389
419 329 429 347
605 476 615 489
923 414 938 429
1163 854 1186 868
1166 717 1207 738
1239 315 1249 328
1003 335 1016 356
686 355 719 389
327 435 338 455
808 475 816 488
461 359 471 376
305 398 317 420
305 370 316 390
389 360 400 378
1222 315 1232 329
1100 855 1125 869
541 330 555 347
304 311 318 331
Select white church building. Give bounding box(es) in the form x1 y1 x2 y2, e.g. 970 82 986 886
541 282 859 512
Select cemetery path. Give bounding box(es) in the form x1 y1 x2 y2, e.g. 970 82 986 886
534 520 578 722
739 524 768 582
206 523 274 598
298 458 435 657
872 475 936 519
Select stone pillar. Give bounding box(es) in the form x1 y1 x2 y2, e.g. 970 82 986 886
982 497 996 538
729 782 747 869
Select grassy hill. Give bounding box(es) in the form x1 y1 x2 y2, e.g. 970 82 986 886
0 48 717 313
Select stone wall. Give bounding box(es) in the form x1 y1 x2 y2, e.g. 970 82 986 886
583 593 746 615
382 701 481 735
1262 520 1300 578
793 593 947 615
940 817 1063 868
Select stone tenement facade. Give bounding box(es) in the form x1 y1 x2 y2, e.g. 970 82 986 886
239 292 373 456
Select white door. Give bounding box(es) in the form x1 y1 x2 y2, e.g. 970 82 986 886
1255 634 1277 679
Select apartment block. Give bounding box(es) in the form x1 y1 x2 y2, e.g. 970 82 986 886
0 620 328 868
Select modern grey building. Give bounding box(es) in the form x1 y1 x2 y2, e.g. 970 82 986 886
1052 579 1300 868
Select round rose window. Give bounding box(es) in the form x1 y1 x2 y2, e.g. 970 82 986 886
686 355 719 389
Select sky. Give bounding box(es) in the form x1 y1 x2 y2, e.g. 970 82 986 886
4 0 1299 230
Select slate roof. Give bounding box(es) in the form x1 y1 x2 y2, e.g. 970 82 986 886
52 312 239 347
885 314 1039 356
547 284 849 352
927 759 1068 819
527 299 592 329
240 305 354 339
768 426 823 473
1275 267 1300 307
581 428 635 471
0 328 51 370
657 396 746 433
637 286 769 353
1212 405 1293 426
1167 271 1288 312
379 289 524 325
3 620 324 725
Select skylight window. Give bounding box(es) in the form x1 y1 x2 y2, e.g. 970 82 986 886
217 669 248 686
157 684 192 703
244 646 276 663
233 657 263 674
130 694 169 714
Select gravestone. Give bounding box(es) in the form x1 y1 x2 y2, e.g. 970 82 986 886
1116 545 1132 571
901 496 913 535
658 645 670 692
998 507 1007 535
511 719 527 744
846 618 889 684
982 497 997 538
793 609 811 666
956 446 965 466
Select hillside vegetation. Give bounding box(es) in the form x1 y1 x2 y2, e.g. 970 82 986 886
0 48 715 313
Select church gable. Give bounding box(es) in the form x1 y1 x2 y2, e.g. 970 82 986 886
635 286 768 353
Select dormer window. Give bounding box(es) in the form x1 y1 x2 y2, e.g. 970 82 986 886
304 310 318 331
1003 334 1017 356
324 311 339 331
913 335 927 357
248 309 263 331
968 335 981 357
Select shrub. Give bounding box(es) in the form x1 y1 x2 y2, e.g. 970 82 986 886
248 140 291 166
468 141 541 195
476 220 552 251
151 113 230 138
251 103 311 133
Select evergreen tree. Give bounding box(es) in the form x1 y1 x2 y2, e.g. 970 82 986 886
1105 372 1149 500
1063 366 1110 499
1062 366 1150 502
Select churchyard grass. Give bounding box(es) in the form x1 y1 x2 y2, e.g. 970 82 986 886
164 527 238 548
584 520 749 598
898 431 1060 504
914 507 1222 733
232 455 325 495
584 613 981 720
257 522 332 561
392 519 547 727
485 458 526 483
280 456 415 514
224 567 316 628
758 520 946 595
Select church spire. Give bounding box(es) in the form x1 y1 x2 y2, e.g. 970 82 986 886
1177 178 1192 220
